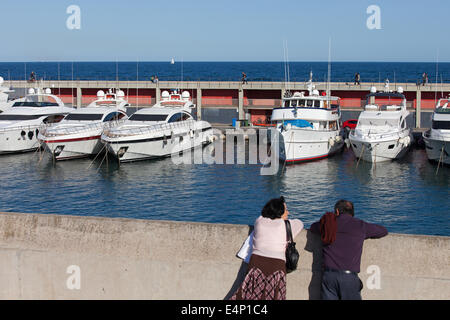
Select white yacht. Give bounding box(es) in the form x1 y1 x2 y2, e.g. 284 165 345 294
0 76 14 113
0 88 74 154
422 96 450 165
101 90 213 162
271 80 344 163
348 87 413 163
38 89 129 161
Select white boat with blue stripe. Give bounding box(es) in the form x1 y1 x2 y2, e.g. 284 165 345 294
271 78 344 164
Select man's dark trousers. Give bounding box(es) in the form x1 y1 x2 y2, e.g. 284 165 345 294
321 269 363 300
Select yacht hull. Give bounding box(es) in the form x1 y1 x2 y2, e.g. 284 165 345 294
41 134 103 161
423 131 450 165
279 128 344 163
0 126 41 154
103 127 214 163
349 132 412 163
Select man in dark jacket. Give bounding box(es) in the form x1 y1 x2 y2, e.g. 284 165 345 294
310 200 388 300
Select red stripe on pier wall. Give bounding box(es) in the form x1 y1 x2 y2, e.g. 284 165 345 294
250 109 273 124
244 90 280 107
202 89 237 106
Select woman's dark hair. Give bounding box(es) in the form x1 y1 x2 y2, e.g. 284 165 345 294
334 199 354 216
261 196 286 220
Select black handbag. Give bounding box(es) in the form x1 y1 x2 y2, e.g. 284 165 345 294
284 220 299 273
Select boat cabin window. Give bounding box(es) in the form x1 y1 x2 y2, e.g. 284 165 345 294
329 121 337 130
103 112 126 122
0 114 42 121
12 102 59 108
43 115 65 123
65 113 103 121
400 118 406 129
432 120 450 130
284 100 290 108
291 100 297 107
129 114 168 122
168 112 191 123
306 100 313 107
314 100 321 108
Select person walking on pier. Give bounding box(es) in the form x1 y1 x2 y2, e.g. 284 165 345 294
354 72 361 85
241 72 248 84
422 72 428 86
309 200 388 300
230 196 303 300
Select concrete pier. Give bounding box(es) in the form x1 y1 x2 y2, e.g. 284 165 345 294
0 211 448 300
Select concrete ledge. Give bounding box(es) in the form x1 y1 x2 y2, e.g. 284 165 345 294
0 212 448 299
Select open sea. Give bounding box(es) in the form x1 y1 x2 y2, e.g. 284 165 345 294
1 61 450 83
0 61 448 237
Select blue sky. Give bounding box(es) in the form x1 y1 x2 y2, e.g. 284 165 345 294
0 0 448 62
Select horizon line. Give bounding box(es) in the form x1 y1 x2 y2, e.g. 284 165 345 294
0 60 449 63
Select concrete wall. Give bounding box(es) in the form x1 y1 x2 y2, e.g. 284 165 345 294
0 212 448 300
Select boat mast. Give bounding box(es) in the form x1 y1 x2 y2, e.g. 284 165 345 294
327 37 331 98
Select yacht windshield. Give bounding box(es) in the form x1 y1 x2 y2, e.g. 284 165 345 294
358 119 398 128
129 114 168 122
65 114 103 121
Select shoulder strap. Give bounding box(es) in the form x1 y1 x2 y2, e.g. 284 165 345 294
284 220 293 242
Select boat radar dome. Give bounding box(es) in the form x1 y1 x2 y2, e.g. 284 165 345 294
181 91 190 100
370 86 377 93
397 87 404 94
97 90 105 98
117 90 125 98
44 88 52 94
312 89 320 96
28 88 35 95
161 91 170 99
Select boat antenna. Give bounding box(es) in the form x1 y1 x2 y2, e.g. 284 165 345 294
434 48 439 104
58 61 61 97
116 58 119 90
283 39 291 96
181 57 184 83
327 37 332 99
71 61 74 107
136 58 139 110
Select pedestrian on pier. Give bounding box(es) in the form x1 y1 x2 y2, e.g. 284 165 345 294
354 72 361 85
230 196 303 300
29 71 36 82
310 200 388 300
241 72 248 84
422 72 428 86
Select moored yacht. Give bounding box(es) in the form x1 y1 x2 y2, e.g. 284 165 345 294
271 78 344 163
0 88 74 154
0 76 15 113
422 95 450 165
101 90 213 162
38 89 129 160
348 87 413 163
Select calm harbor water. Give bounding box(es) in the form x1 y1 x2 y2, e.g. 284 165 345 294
0 145 448 237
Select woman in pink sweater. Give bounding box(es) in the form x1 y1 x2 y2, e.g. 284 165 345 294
231 196 304 300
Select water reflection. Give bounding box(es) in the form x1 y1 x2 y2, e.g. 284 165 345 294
0 144 448 236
